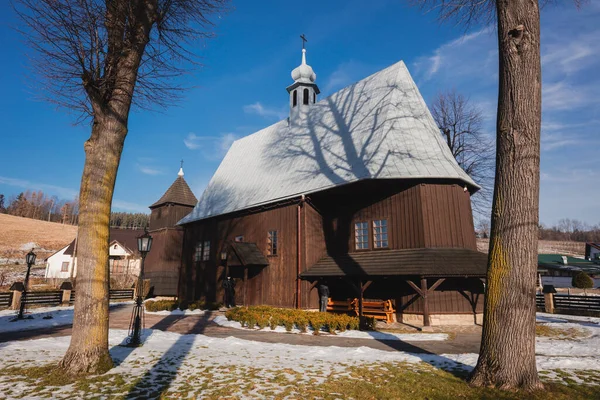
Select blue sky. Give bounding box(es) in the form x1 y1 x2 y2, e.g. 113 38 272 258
0 1 598 226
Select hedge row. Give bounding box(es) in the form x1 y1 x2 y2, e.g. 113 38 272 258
225 306 365 334
144 299 221 312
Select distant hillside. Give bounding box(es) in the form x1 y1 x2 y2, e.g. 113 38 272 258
0 214 77 260
477 238 585 257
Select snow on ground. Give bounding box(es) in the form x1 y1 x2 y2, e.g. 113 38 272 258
213 315 449 341
145 309 206 316
0 302 133 334
0 312 598 398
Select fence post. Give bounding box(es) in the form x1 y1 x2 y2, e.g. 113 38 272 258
542 284 557 314
9 282 24 310
543 292 555 314
60 281 73 306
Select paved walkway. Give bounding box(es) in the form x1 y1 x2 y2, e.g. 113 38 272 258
0 304 481 355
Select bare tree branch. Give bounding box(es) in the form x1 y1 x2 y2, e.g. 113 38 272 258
430 89 495 218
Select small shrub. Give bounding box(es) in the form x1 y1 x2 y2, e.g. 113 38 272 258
359 316 377 331
572 272 594 289
145 300 178 312
224 306 360 334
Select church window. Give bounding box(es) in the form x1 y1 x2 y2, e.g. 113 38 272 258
313 92 316 103
61 261 70 272
202 241 211 261
293 90 297 107
355 222 369 250
373 220 389 248
267 230 278 256
303 88 309 105
194 242 203 262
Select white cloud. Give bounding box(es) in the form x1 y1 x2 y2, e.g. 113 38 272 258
412 28 492 81
137 166 163 175
184 132 239 160
0 175 147 213
218 133 238 155
184 133 203 150
0 176 78 199
111 199 148 213
243 102 287 120
322 60 379 95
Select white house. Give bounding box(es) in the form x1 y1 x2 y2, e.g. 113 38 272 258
586 243 600 262
44 241 77 279
45 229 144 279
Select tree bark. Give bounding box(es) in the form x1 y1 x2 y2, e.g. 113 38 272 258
468 0 543 390
58 115 127 376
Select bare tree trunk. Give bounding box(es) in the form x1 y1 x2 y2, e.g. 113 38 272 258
58 115 127 376
469 0 543 390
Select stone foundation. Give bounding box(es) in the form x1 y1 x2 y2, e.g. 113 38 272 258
400 313 483 326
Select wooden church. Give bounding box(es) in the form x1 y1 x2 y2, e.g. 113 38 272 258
159 47 487 325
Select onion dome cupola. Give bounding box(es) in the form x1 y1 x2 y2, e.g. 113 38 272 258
286 36 320 125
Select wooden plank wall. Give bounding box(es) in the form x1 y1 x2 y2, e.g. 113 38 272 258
420 185 477 250
310 180 476 254
150 204 195 230
144 228 184 296
398 278 484 314
301 203 327 308
181 203 299 308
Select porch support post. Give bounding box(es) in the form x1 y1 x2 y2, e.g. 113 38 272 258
358 279 363 317
243 267 248 306
421 277 430 327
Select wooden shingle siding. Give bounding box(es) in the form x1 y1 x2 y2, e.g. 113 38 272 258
180 203 299 308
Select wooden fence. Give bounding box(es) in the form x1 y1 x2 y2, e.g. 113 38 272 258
0 288 134 310
0 292 12 309
536 293 600 316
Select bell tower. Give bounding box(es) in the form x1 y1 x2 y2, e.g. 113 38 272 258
286 35 320 125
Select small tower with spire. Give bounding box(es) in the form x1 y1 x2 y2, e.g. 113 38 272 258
286 35 320 125
149 162 198 230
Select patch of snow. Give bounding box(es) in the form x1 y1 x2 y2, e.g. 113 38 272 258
145 309 205 316
0 302 133 333
213 316 448 341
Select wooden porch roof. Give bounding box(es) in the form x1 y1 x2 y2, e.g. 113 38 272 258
229 242 269 266
300 248 487 278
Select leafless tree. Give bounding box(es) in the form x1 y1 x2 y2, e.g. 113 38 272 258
408 0 587 391
430 90 494 218
13 0 228 376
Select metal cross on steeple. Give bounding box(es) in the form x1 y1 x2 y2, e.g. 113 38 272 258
180 159 184 169
300 34 307 49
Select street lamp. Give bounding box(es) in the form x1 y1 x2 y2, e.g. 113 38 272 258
126 230 152 346
17 249 36 320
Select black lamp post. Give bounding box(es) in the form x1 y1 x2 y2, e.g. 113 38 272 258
17 249 36 320
126 230 152 346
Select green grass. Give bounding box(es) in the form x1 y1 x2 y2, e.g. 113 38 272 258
1 362 599 399
536 324 590 340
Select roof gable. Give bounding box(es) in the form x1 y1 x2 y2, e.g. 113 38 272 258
180 60 478 224
151 176 197 209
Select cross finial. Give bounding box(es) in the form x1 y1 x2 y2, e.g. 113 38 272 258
180 159 184 169
300 34 307 49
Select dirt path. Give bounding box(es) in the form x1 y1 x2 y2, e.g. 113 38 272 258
0 304 481 355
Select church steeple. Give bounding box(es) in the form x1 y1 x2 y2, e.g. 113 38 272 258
286 35 320 125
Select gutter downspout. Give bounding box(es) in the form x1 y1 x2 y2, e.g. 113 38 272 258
296 195 305 309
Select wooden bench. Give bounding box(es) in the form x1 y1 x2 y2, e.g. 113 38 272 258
327 298 395 324
327 298 357 313
358 300 395 324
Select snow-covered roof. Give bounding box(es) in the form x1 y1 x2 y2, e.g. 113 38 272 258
179 60 478 224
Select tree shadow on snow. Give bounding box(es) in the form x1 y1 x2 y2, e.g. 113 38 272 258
122 312 213 399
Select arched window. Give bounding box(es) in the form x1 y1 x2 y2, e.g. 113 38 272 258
303 88 309 105
292 90 297 107
313 92 316 103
